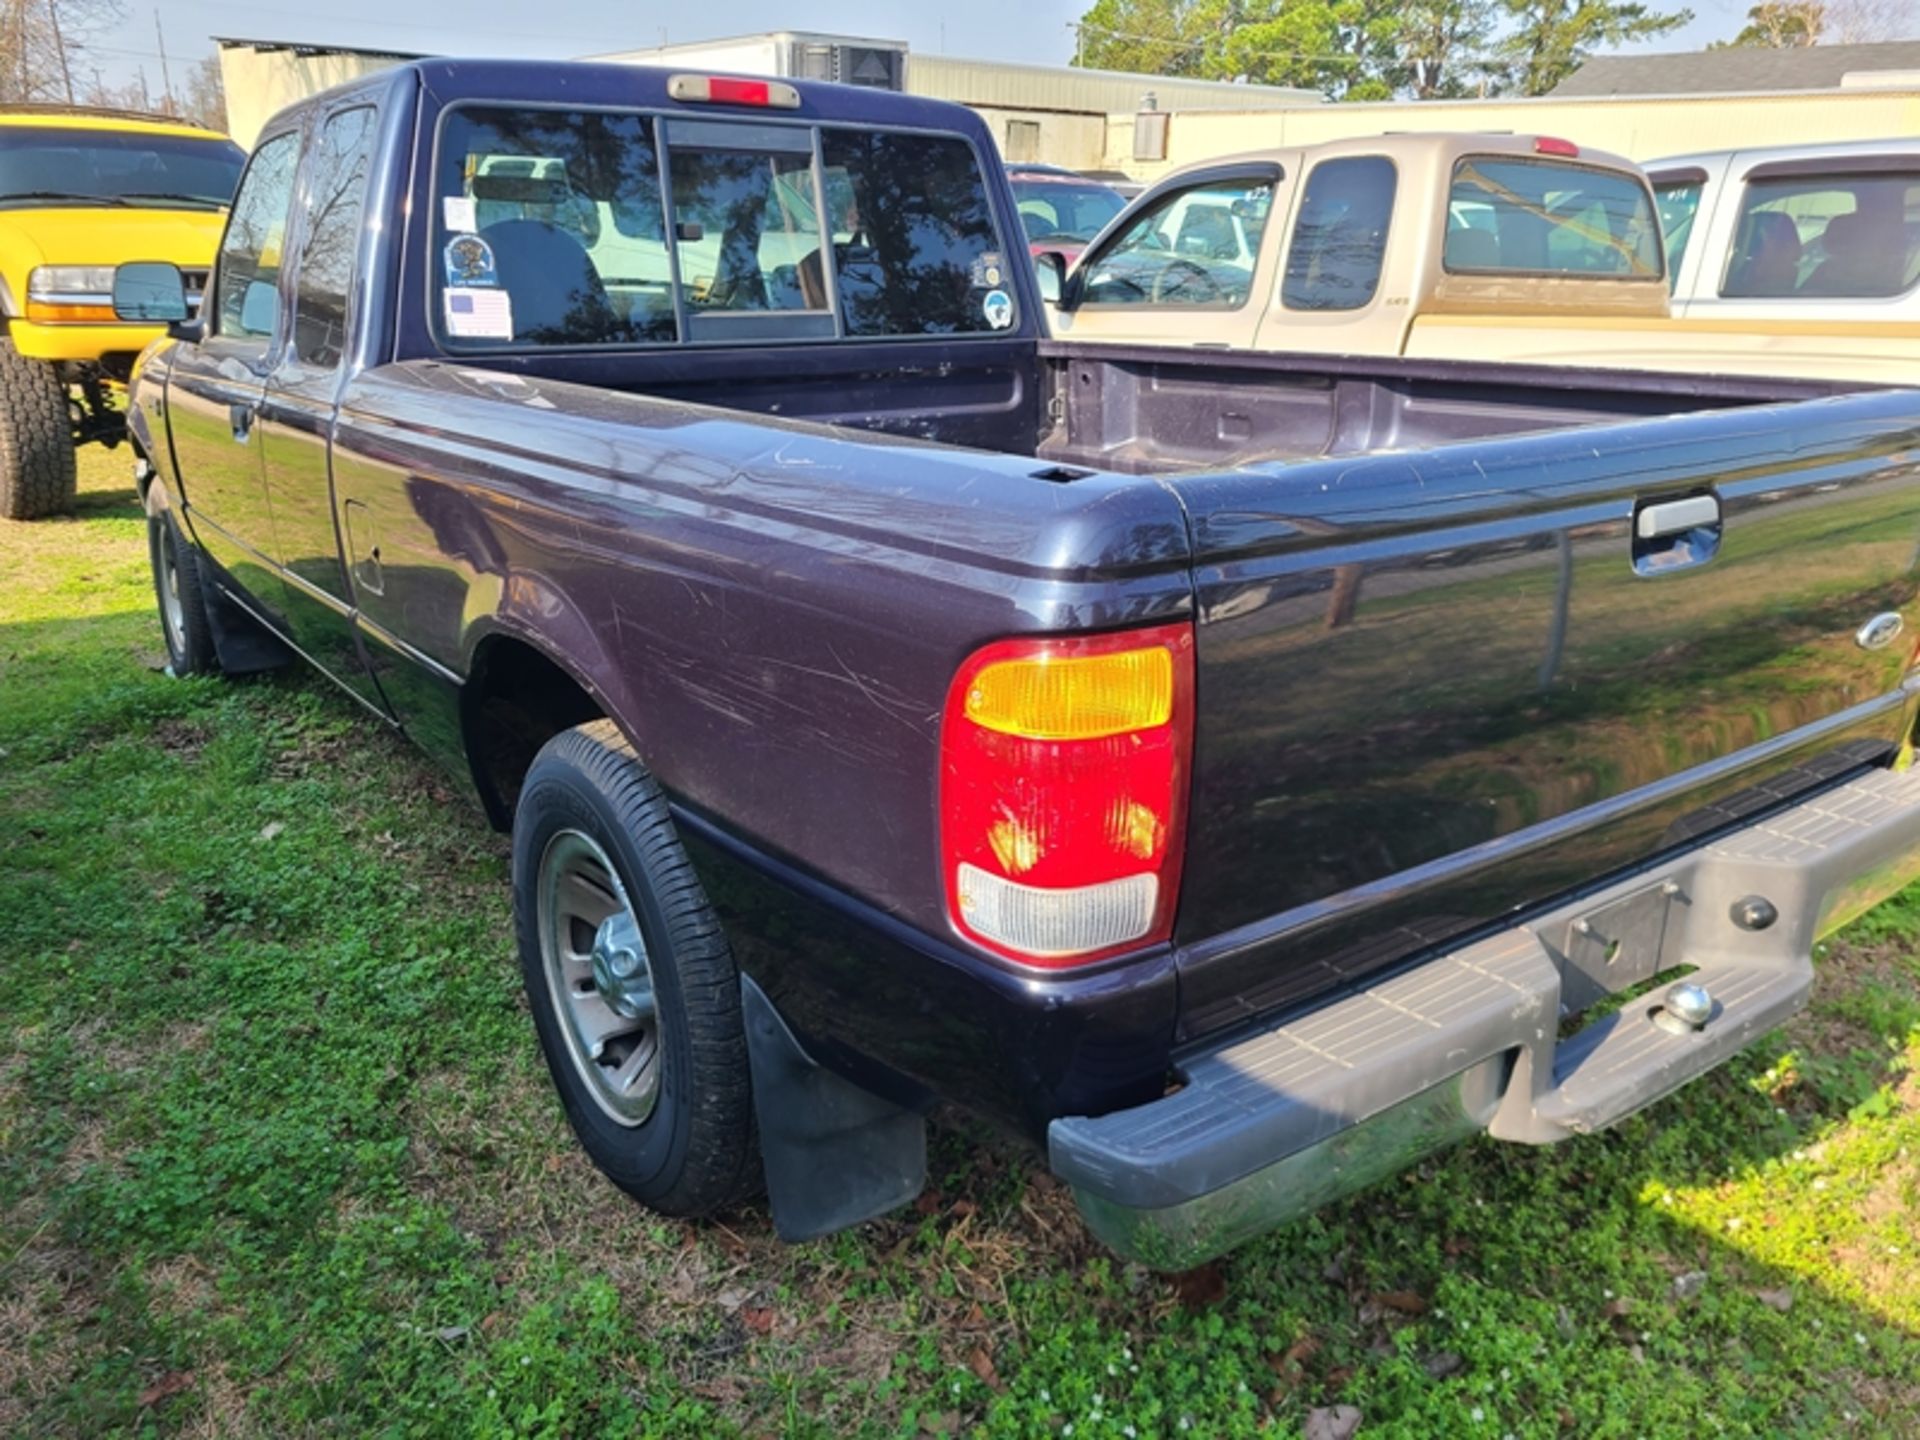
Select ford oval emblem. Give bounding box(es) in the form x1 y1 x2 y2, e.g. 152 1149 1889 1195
1856 612 1905 651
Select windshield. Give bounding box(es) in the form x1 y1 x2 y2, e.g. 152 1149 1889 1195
1010 177 1126 245
0 126 244 209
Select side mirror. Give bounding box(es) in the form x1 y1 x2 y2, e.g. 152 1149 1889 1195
239 278 278 337
112 261 188 323
1034 250 1070 307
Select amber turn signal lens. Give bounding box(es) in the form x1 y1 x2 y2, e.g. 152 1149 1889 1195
941 622 1195 967
24 301 115 323
963 645 1174 740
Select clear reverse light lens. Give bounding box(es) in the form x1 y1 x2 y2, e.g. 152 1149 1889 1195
955 864 1156 958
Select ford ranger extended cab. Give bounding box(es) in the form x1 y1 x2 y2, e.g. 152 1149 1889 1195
118 62 1920 1268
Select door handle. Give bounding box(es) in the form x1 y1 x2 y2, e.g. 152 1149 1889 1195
229 400 257 443
342 498 383 596
1632 493 1721 576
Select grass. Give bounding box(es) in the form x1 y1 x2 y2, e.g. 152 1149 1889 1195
2 451 1918 1438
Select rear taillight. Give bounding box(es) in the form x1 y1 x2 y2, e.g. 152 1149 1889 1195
940 623 1194 967
1533 136 1580 157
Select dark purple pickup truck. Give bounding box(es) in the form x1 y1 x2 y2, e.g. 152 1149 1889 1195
116 60 1920 1267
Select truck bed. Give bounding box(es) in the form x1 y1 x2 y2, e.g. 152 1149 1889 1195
1033 341 1876 475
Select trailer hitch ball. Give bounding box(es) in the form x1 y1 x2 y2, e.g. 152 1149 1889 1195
1653 981 1715 1035
1731 895 1778 931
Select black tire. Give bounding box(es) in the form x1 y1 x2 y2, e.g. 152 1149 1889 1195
148 505 218 676
513 720 759 1215
0 337 76 520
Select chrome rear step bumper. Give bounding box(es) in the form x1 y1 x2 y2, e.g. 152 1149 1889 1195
1049 760 1920 1269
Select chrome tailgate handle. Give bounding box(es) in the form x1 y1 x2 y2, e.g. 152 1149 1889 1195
1637 493 1720 539
1632 493 1722 575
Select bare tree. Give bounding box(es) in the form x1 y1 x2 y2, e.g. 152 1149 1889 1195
178 53 225 131
0 0 126 106
1822 0 1920 42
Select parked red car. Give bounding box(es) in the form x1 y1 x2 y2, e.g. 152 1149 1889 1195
1005 163 1127 265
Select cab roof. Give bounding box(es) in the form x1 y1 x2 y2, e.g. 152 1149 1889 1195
1180 131 1645 177
0 105 227 141
276 57 1000 151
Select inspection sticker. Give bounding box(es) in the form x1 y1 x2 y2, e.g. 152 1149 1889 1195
444 233 498 288
970 251 1003 288
442 194 478 232
981 288 1014 330
444 286 513 340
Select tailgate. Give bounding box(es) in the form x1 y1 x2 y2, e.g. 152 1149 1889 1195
1166 390 1920 1039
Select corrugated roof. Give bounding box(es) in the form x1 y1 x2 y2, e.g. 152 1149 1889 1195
213 35 423 61
909 55 1317 113
1553 39 1920 96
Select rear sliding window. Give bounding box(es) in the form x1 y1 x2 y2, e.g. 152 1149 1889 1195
431 105 1015 349
1721 172 1920 299
1444 157 1661 280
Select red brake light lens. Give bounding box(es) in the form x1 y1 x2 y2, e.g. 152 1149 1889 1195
1534 136 1580 157
940 623 1195 967
666 74 802 109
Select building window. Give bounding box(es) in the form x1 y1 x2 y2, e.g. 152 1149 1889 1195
1003 120 1040 164
1133 110 1168 163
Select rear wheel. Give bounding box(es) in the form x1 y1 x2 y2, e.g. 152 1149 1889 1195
148 506 217 676
0 339 76 520
512 720 759 1215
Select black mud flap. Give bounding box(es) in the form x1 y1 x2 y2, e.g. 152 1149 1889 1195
202 576 294 675
740 976 926 1242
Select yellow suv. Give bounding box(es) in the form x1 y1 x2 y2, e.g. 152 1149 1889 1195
0 106 243 518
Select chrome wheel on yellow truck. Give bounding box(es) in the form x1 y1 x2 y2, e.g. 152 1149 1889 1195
0 337 76 520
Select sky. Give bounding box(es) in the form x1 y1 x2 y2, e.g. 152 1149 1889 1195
86 0 1799 102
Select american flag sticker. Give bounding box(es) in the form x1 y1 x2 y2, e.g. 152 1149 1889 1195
444 286 513 339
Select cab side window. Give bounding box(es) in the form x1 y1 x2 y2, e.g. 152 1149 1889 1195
1721 173 1920 299
213 130 301 350
1078 175 1273 309
1282 156 1395 311
292 107 377 369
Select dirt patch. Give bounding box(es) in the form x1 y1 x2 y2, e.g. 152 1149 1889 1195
182 1360 263 1440
1794 940 1919 1059
150 717 211 762
1839 1368 1920 1431
1830 1151 1920 1311
0 1205 100 1434
143 1254 218 1323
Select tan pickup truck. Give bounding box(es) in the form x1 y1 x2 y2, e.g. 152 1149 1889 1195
1043 132 1913 384
1042 134 1673 355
